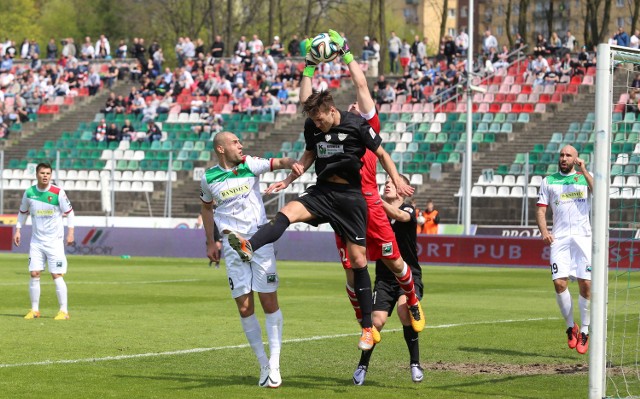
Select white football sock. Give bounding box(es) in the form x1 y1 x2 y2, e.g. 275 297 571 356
29 277 41 311
240 314 269 367
54 277 68 313
556 289 574 328
579 295 590 334
265 309 283 370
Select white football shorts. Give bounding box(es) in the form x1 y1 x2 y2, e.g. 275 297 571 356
28 241 68 274
549 235 592 281
222 233 278 298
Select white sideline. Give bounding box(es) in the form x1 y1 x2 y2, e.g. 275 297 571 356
0 317 558 369
0 279 202 286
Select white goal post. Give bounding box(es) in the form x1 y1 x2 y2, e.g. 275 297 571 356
590 43 640 399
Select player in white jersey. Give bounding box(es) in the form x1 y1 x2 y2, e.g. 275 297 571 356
536 145 594 355
199 131 300 388
13 162 75 320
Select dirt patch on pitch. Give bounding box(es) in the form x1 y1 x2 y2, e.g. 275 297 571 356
427 361 588 375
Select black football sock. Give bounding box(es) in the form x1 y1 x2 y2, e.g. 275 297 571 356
358 344 376 367
404 325 420 365
248 212 290 251
353 266 373 328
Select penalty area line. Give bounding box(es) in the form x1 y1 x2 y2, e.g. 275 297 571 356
0 317 557 369
0 279 203 287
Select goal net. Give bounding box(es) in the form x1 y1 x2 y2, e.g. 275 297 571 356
591 43 640 399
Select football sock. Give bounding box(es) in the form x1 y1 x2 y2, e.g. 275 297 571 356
579 295 590 334
403 325 420 365
345 283 362 323
352 266 373 328
54 277 68 313
249 212 290 252
358 344 375 367
240 314 269 367
29 277 40 312
265 309 283 370
394 263 418 306
556 289 574 328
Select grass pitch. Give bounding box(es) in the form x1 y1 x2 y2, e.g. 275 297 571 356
1 254 589 398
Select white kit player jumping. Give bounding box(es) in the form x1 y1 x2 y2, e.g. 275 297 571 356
199 131 301 388
14 162 75 320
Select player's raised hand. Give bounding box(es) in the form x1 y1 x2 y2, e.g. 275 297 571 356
574 157 586 171
266 180 289 194
396 180 415 197
13 231 20 247
291 161 304 177
303 37 318 77
328 29 347 51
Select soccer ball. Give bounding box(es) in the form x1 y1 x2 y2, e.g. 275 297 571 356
417 215 426 226
309 33 339 63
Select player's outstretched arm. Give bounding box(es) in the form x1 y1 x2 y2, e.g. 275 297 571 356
328 29 375 114
374 146 415 197
300 38 316 104
266 150 314 194
381 200 411 222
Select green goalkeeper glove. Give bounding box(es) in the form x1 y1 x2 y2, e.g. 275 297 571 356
302 37 317 78
328 29 353 64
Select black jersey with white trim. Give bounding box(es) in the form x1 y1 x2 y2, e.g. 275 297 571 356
375 203 421 282
304 110 382 187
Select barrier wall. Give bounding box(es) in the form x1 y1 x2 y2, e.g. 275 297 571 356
2 226 638 268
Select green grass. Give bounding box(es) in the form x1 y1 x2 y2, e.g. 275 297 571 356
0 254 591 398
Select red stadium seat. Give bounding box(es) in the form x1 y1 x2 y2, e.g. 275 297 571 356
512 103 523 113
550 93 562 103
567 84 579 95
522 103 534 113
571 75 582 85
555 84 567 94
521 85 532 94
489 103 500 113
539 94 551 103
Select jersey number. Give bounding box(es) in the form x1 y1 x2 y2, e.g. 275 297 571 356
550 263 558 275
228 277 234 290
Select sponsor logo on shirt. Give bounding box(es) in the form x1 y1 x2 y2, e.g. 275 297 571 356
220 184 250 199
316 143 344 158
35 209 55 217
382 242 393 256
560 191 585 200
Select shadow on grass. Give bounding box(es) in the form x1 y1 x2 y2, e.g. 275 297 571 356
0 313 31 318
433 374 569 399
114 372 381 390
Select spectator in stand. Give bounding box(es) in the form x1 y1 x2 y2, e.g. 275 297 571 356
80 37 95 59
362 36 375 62
409 81 425 103
249 34 264 55
614 26 631 47
46 38 58 60
269 36 283 59
263 92 281 121
157 91 173 114
388 31 403 74
577 46 595 69
115 40 127 59
549 32 562 56
20 38 30 59
455 29 469 56
30 53 42 72
560 52 579 77
492 45 511 70
442 35 457 66
105 122 120 144
399 39 412 73
95 35 110 58
482 30 498 56
211 35 224 58
129 92 146 116
146 121 162 142
105 60 119 89
410 35 421 57
87 67 101 96
94 119 107 142
544 69 560 86
531 54 551 75
103 92 117 113
631 30 640 50
120 119 135 141
513 32 526 53
562 31 577 56
25 87 43 114
533 34 549 57
236 91 252 113
141 93 159 123
377 82 396 104
419 200 440 235
0 52 14 73
288 34 300 57
114 94 127 114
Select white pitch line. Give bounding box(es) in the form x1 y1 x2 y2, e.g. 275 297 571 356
0 317 558 369
0 279 203 287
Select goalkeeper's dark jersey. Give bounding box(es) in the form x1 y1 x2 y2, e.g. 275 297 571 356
303 110 382 187
375 202 422 281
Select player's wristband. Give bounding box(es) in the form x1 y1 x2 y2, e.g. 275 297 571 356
339 43 353 64
303 65 316 78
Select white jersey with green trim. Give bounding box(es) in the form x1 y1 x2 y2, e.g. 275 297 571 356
19 184 73 244
200 155 273 235
537 171 591 238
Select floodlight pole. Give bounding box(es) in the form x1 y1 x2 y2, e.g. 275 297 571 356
463 0 474 235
